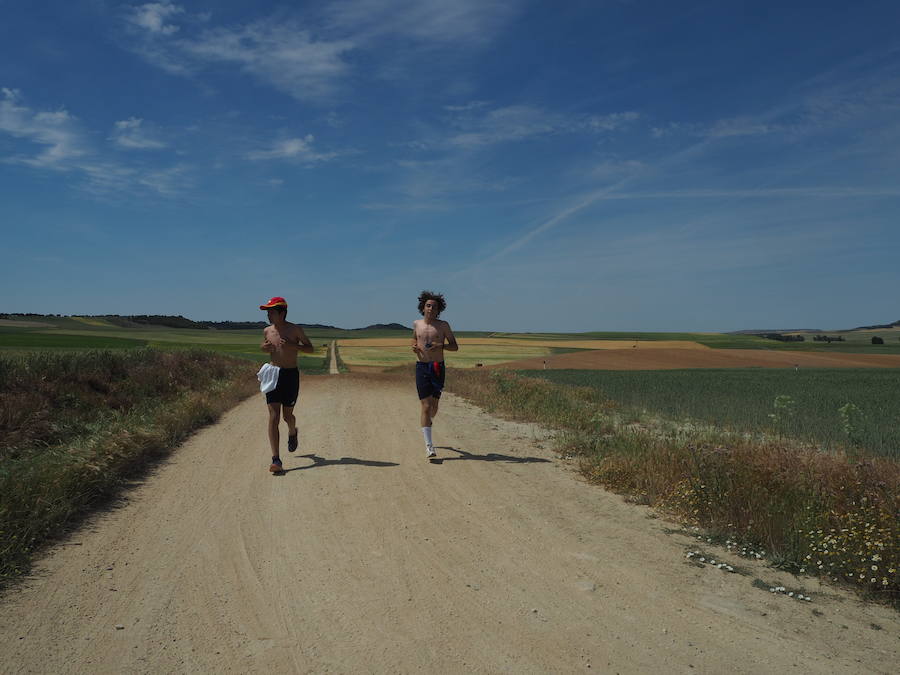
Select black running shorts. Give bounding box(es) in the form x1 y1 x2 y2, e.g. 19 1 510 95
266 367 300 407
416 361 445 400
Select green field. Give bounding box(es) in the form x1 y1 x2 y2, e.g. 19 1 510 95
337 343 581 368
522 368 900 458
0 319 337 372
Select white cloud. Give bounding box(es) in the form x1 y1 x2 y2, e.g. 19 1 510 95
246 135 337 163
651 118 777 139
136 165 189 195
585 111 640 132
322 0 521 44
706 118 777 138
442 104 639 148
127 2 184 35
121 3 522 102
122 9 356 102
110 117 167 149
0 88 87 167
448 105 561 147
0 89 188 197
184 23 355 102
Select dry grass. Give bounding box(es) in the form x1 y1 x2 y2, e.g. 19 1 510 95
0 349 257 583
449 368 900 606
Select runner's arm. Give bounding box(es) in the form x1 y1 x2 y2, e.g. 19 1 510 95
411 326 424 356
442 323 459 351
295 326 315 354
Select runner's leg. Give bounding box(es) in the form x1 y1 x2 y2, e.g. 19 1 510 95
267 402 282 458
420 396 433 427
283 405 298 452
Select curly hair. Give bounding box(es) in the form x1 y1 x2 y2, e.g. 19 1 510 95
417 290 446 317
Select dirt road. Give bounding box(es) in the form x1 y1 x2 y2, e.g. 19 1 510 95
1 374 897 673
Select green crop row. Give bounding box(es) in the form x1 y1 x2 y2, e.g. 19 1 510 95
521 368 900 458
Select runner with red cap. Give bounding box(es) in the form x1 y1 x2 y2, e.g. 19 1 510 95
259 296 314 473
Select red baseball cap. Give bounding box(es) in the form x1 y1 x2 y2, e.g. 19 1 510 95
259 296 288 310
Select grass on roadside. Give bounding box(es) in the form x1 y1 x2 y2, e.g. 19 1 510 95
0 349 258 584
448 368 899 607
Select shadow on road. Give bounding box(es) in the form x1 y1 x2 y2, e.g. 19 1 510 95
278 453 399 474
428 446 551 465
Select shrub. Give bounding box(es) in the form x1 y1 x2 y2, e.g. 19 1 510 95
0 349 256 583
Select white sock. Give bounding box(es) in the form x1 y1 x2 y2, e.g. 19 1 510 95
422 426 433 447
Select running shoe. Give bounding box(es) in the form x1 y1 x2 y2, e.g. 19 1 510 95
287 433 298 453
426 445 436 458
269 457 284 473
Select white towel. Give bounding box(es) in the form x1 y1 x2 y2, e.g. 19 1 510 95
257 363 279 394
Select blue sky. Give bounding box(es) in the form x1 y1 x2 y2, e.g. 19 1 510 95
1 1 898 331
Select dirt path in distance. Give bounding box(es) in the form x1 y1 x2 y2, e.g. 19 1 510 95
1 374 896 673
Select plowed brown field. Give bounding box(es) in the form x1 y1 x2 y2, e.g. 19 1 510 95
495 348 900 370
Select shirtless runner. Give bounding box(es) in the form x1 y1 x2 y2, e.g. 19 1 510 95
259 296 314 473
411 290 458 458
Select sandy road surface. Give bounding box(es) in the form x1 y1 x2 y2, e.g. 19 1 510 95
1 374 897 674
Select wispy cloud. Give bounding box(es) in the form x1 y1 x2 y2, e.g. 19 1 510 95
121 2 524 102
126 1 183 35
447 105 562 148
652 118 779 139
434 104 640 149
110 117 167 149
246 135 339 163
585 111 640 132
183 23 355 102
122 4 356 102
0 88 87 167
322 0 522 45
0 89 186 197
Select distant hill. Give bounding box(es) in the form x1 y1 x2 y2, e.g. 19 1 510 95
850 319 900 330
0 313 408 332
735 319 900 334
355 323 409 331
729 328 822 335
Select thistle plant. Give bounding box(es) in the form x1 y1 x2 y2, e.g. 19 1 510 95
838 402 864 444
768 395 796 428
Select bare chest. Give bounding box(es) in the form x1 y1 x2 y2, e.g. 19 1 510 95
416 322 444 343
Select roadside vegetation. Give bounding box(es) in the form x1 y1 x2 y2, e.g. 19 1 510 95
0 349 258 584
450 368 899 607
524 368 900 459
